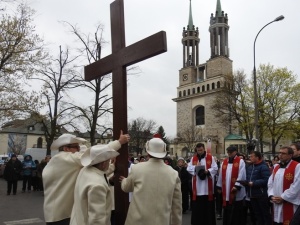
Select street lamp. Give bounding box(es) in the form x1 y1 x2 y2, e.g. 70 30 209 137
253 15 284 153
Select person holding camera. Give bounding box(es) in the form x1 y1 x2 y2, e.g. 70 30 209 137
187 143 218 225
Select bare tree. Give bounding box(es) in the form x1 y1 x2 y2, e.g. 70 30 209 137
128 117 157 155
211 70 254 141
32 46 82 154
177 125 203 152
62 22 140 146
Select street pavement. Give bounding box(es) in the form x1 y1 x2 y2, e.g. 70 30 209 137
0 178 225 225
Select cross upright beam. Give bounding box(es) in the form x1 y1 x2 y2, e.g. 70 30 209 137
84 1 167 224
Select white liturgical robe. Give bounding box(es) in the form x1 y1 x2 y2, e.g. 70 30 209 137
268 161 300 223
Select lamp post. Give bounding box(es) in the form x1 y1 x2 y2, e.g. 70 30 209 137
253 15 284 153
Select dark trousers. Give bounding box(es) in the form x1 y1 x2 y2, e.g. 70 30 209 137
250 197 272 225
46 218 70 225
182 184 189 212
215 191 223 216
22 175 32 191
191 195 216 225
223 200 246 225
7 180 18 194
290 205 300 225
244 200 256 225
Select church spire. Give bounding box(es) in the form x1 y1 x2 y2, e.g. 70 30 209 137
209 0 230 58
216 0 222 17
188 0 194 30
182 0 199 68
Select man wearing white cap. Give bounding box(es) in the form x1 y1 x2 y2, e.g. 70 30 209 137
120 138 182 225
70 144 120 225
43 131 129 225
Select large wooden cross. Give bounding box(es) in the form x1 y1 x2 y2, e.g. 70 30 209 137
84 1 167 224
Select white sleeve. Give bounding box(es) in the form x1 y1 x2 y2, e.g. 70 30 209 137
235 159 246 187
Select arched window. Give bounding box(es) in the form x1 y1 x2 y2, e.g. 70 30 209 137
183 90 186 96
195 106 205 125
37 137 43 148
197 87 200 93
212 83 215 89
217 81 221 88
179 91 182 97
188 89 190 95
202 85 205 92
192 88 195 94
207 84 210 91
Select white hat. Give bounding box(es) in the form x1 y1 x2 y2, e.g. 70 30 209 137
79 145 88 153
145 138 167 159
177 157 185 162
81 145 119 166
51 134 86 150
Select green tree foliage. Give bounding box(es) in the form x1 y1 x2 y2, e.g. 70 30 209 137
257 64 300 153
211 64 300 154
155 125 170 146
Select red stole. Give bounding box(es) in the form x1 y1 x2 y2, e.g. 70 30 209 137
272 160 298 225
192 153 213 201
221 156 241 206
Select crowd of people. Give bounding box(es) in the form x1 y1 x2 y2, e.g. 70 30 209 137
2 135 300 225
3 153 51 195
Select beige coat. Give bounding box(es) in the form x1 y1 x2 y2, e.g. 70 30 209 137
43 140 120 222
121 158 182 225
70 166 112 225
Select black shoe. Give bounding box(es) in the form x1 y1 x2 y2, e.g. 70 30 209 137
7 193 10 195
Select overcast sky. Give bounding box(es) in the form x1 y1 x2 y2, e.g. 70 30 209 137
26 0 300 138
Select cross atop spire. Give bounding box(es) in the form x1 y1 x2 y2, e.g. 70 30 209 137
188 0 194 30
216 0 222 17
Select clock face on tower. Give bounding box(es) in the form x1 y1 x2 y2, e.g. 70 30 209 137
182 74 188 81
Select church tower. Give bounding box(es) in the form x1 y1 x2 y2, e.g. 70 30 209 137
173 0 233 155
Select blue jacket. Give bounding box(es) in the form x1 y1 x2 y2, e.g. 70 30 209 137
22 154 36 176
246 160 270 198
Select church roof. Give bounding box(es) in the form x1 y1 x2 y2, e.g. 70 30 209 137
187 0 194 30
224 134 246 140
216 0 222 17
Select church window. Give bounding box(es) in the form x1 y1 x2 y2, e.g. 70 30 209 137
197 87 200 93
192 88 195 94
217 81 221 88
207 84 210 91
212 83 215 89
37 137 43 148
179 91 182 97
195 106 205 125
28 126 34 131
188 89 190 95
183 90 186 96
202 85 205 92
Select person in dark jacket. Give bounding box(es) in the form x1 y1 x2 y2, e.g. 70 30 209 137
21 154 36 193
3 154 22 195
242 151 272 225
174 157 191 213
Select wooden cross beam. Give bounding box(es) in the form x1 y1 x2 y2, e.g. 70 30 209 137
84 1 167 224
